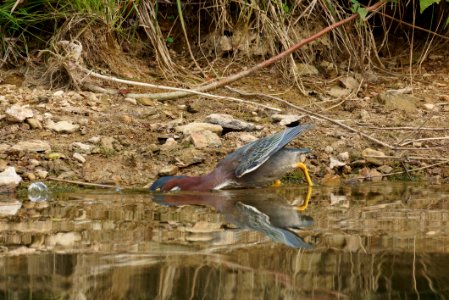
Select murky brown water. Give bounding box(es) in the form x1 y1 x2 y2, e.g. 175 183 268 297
0 182 449 299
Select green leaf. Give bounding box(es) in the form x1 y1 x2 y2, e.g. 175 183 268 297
419 0 440 13
166 36 174 44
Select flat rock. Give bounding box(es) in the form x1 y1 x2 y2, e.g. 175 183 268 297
204 114 256 131
175 149 205 168
46 120 79 133
190 130 222 149
270 114 302 126
0 167 22 189
176 122 223 136
11 140 51 153
70 142 93 154
362 148 386 166
377 90 420 112
330 157 346 169
26 118 43 129
160 138 178 151
158 165 179 176
5 105 33 122
377 165 393 174
0 200 22 216
73 153 86 163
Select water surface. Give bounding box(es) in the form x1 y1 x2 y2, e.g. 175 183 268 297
0 182 448 299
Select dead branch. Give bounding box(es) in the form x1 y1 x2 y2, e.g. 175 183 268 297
93 1 385 101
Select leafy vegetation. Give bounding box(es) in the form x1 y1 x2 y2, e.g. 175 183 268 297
1 0 448 79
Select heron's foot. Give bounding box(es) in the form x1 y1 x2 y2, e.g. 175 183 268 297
295 162 313 186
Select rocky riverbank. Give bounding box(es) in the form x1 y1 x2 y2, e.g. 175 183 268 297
1 70 449 192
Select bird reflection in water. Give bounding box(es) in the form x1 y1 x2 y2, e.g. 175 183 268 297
152 186 313 249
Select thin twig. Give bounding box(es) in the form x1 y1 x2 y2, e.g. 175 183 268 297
225 86 430 150
399 136 449 147
48 177 120 189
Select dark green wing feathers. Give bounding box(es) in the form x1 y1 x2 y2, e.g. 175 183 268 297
234 124 313 178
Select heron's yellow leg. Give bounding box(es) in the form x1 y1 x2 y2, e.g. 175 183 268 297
296 186 313 211
295 162 313 186
273 179 282 188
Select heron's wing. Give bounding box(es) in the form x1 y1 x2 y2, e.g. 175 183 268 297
235 124 313 178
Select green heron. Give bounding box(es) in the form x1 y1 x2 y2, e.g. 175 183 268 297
150 124 313 192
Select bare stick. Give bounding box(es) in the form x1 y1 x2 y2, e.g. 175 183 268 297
86 2 385 101
399 136 449 147
78 67 281 112
48 177 120 189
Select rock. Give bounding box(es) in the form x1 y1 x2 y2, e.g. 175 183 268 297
339 76 359 90
338 152 349 161
46 120 79 133
0 167 22 191
11 140 51 153
100 137 116 153
73 153 86 163
0 144 11 153
5 105 33 122
88 136 101 144
124 97 137 105
160 138 178 151
0 200 22 216
47 152 65 160
362 148 386 166
26 118 43 129
176 122 223 136
377 90 420 112
377 165 393 174
330 157 346 169
177 151 205 169
53 90 64 97
324 146 333 154
238 132 258 144
295 63 319 76
204 114 256 131
158 165 179 176
190 130 222 149
321 173 341 186
270 114 303 126
23 172 36 180
369 169 383 182
70 142 93 154
359 167 383 182
187 221 222 233
423 103 436 111
36 169 48 179
328 86 351 98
